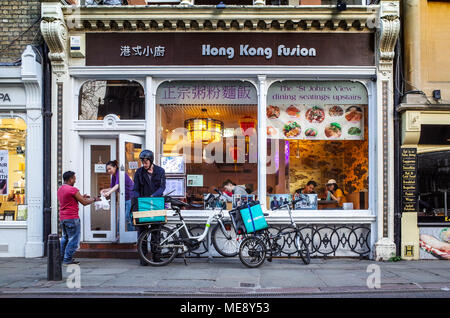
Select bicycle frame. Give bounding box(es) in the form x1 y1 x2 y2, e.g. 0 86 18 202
159 208 222 248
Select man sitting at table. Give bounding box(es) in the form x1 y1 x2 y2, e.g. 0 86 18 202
295 180 317 197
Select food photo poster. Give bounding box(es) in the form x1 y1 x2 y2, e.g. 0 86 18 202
266 81 367 141
419 228 450 260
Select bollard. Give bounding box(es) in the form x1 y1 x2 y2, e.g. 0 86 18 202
47 234 62 281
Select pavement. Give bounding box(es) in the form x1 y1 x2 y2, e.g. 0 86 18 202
0 257 449 297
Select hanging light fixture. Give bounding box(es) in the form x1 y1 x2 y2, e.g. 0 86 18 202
185 109 224 144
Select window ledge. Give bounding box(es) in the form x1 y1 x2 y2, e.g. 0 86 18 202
0 221 28 229
166 209 375 224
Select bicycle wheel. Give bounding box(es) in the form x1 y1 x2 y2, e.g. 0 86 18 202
137 226 179 266
187 225 208 256
239 236 266 268
266 226 283 256
211 221 244 257
295 231 311 265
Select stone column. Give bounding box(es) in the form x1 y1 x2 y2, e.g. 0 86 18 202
373 0 401 261
21 46 44 258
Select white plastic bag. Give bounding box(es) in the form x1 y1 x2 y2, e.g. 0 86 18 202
95 195 110 211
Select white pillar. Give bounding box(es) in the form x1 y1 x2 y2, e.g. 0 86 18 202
21 46 44 258
145 76 157 156
257 75 267 210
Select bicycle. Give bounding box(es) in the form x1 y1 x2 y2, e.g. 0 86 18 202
136 193 244 266
238 198 311 268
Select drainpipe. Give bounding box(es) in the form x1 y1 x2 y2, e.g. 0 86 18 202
393 38 403 257
42 43 52 256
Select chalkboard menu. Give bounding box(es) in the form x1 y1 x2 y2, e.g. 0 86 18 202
401 148 417 212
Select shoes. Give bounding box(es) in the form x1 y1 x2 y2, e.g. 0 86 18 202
63 259 80 266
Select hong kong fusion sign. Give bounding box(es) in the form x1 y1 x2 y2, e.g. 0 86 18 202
86 32 374 66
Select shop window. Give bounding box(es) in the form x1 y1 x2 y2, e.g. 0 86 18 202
0 117 27 221
417 150 450 222
266 81 369 211
78 80 145 120
157 81 258 208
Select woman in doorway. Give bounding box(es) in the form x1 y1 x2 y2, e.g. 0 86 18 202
100 160 135 231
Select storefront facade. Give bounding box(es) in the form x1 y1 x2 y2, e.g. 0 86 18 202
41 1 400 260
399 0 450 260
0 46 44 257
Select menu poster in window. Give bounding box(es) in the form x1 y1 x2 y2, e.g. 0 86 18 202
0 150 8 195
401 148 417 213
187 175 203 187
160 155 185 174
266 81 367 141
269 194 292 210
419 228 450 260
232 194 256 209
294 193 318 210
163 177 186 197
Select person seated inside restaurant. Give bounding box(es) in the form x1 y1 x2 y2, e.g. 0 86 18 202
295 180 318 196
325 179 345 209
222 179 248 202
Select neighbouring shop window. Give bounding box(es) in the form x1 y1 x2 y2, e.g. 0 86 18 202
78 80 145 120
266 81 369 211
157 81 258 208
0 117 27 221
417 150 450 222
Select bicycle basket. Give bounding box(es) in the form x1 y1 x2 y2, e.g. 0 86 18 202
228 209 246 235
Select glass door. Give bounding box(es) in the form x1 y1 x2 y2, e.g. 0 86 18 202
83 139 117 242
118 134 144 243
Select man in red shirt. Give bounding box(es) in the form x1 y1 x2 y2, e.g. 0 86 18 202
57 171 99 265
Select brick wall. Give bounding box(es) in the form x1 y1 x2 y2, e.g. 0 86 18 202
0 0 42 63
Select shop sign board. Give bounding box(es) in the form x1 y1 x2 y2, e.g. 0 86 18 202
94 164 107 173
267 81 367 141
157 81 257 105
0 150 8 195
86 33 374 66
0 86 26 107
401 148 417 213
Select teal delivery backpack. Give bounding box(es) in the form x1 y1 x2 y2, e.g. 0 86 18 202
131 197 166 225
238 201 268 234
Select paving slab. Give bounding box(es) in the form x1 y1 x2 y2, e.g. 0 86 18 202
259 269 326 288
0 257 449 296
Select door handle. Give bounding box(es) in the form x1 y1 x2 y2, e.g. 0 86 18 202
120 164 125 171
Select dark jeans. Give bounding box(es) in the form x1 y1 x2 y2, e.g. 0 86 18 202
60 218 81 263
137 224 161 264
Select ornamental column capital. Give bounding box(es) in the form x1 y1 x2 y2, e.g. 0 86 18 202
40 2 68 78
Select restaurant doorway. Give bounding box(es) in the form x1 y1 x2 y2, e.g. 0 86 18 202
82 136 143 243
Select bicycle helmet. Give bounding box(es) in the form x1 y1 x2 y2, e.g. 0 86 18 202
139 150 154 165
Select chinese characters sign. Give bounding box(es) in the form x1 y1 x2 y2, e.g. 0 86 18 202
266 81 367 141
120 45 165 58
156 81 257 105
